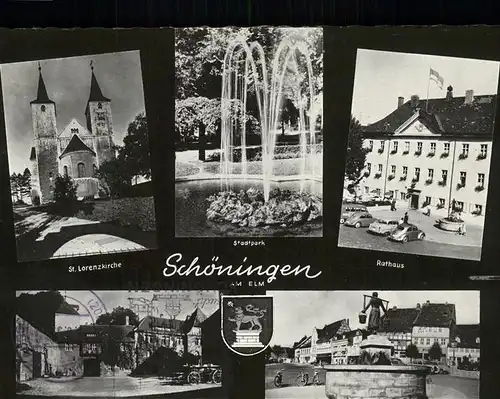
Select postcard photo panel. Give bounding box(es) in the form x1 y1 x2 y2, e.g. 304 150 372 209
1 50 157 262
15 289 228 398
265 290 480 399
339 48 500 261
174 27 323 238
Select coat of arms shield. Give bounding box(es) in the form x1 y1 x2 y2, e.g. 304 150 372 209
221 295 273 356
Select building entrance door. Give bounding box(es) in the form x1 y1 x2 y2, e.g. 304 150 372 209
410 194 420 209
32 352 42 378
83 358 101 377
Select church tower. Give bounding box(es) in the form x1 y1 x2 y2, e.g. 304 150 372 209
85 61 115 166
30 63 58 204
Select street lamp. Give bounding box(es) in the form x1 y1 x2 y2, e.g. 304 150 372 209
451 341 457 370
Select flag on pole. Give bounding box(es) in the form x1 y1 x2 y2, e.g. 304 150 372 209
429 68 444 89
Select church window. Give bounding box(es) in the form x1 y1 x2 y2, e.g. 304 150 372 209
71 128 79 135
63 166 68 176
98 103 102 109
41 105 46 112
77 163 85 178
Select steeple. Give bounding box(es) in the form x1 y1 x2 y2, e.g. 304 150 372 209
30 62 55 104
87 60 110 103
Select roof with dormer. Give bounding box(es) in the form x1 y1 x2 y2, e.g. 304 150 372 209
59 134 96 159
316 319 350 344
380 307 421 333
413 303 456 328
363 94 496 136
450 324 480 349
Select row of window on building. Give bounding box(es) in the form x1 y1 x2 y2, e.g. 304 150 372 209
366 187 483 214
368 140 488 159
367 163 485 189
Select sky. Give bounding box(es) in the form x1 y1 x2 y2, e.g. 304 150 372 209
351 48 500 125
269 290 480 347
17 290 220 326
1 50 146 174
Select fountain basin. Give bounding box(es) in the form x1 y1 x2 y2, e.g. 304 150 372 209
175 179 322 237
324 364 429 399
438 218 464 232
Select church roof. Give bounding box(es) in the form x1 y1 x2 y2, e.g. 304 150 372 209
30 65 55 105
59 134 96 159
88 68 111 103
363 94 496 136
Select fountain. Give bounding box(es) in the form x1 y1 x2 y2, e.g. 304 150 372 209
220 35 317 202
324 293 430 399
175 31 323 237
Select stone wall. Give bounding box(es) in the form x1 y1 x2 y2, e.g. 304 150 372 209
325 365 428 399
75 196 156 231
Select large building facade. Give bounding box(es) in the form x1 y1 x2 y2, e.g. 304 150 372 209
29 63 115 204
358 88 495 216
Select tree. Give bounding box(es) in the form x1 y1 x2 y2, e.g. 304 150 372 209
96 306 139 326
428 342 443 362
405 343 420 363
53 174 78 206
10 173 21 202
21 169 32 201
97 113 152 196
345 115 368 194
16 290 65 335
119 112 151 180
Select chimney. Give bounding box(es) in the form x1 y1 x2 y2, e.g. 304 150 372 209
446 85 453 100
410 95 420 108
464 89 474 105
125 316 129 326
397 96 404 108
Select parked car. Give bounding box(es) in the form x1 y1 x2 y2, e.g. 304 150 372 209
368 219 399 236
389 223 425 242
391 358 405 365
345 212 376 228
340 204 368 224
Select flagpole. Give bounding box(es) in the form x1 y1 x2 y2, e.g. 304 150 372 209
425 67 431 112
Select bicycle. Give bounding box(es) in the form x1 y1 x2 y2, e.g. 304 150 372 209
295 370 309 386
312 370 320 385
274 369 284 388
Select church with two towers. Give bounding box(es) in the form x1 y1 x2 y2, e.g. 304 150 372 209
29 61 115 205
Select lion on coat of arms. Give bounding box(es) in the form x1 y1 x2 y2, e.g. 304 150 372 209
227 303 267 331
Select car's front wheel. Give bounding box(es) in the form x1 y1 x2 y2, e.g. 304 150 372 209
402 236 409 243
340 218 345 224
418 232 425 240
355 222 361 228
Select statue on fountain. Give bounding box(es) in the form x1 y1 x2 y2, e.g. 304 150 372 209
360 292 388 333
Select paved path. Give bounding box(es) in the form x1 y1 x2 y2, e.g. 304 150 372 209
338 224 481 261
265 365 478 399
20 376 221 398
52 234 146 258
14 207 156 262
368 208 483 247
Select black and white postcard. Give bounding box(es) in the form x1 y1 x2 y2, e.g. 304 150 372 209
265 290 480 399
1 50 157 262
174 27 323 237
15 290 225 398
338 49 499 261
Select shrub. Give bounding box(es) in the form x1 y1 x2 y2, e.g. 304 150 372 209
54 174 78 205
